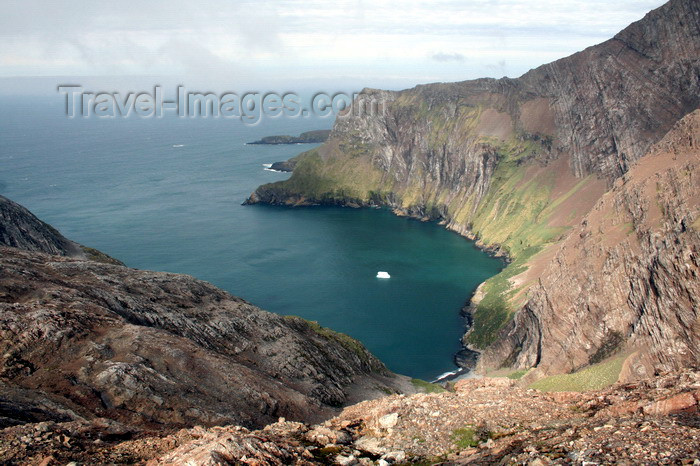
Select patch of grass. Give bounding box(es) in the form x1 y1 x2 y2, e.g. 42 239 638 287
506 369 528 380
411 378 446 394
466 246 539 349
451 425 490 449
451 427 479 448
528 355 626 392
80 245 124 266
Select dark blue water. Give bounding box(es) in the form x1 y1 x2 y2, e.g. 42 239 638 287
0 95 503 380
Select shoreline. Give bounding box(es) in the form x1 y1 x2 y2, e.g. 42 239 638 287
243 194 511 378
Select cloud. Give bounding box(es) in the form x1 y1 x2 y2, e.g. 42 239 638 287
431 52 466 62
485 60 508 77
0 0 668 85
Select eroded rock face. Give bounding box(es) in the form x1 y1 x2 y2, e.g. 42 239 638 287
480 110 700 380
0 246 407 431
250 0 699 209
0 195 83 258
0 195 123 265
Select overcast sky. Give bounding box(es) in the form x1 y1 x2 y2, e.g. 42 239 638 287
0 0 666 90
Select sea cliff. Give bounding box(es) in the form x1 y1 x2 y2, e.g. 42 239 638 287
246 0 700 380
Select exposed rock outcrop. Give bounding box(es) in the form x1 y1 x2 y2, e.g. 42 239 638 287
4 371 698 464
0 195 123 265
480 109 700 381
270 160 297 172
0 247 408 430
248 130 331 145
0 195 84 258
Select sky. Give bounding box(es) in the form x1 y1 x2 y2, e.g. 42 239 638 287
0 0 667 91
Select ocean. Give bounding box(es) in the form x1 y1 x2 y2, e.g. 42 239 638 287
0 94 503 381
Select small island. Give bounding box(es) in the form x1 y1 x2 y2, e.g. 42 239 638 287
248 129 331 145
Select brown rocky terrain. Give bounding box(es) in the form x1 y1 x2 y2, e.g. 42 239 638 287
480 109 700 381
2 370 697 464
2 0 699 463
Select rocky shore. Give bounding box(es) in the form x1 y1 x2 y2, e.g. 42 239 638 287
0 196 415 438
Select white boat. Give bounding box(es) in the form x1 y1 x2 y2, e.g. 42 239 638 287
376 271 390 279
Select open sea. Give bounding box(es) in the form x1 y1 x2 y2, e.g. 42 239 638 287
0 95 503 381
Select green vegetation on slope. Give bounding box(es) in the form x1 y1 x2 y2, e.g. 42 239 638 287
457 139 562 258
261 148 392 204
411 378 446 393
466 248 540 349
450 425 490 449
528 355 626 392
506 369 529 380
456 137 566 348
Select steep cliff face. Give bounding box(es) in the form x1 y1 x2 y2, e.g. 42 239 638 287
0 201 410 431
246 0 700 367
250 0 699 210
480 110 700 381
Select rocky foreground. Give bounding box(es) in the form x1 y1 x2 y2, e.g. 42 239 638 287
1 371 698 464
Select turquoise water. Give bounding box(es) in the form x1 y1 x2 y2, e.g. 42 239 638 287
0 96 503 380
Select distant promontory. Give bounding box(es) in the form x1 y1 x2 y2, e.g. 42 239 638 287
248 129 331 145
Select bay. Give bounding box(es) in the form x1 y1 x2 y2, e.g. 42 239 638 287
0 96 503 380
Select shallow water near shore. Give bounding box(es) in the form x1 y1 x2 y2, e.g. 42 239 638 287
0 96 503 380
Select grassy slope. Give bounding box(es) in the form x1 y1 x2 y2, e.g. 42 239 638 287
527 355 626 392
255 101 599 355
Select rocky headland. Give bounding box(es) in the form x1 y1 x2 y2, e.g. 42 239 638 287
249 130 331 145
